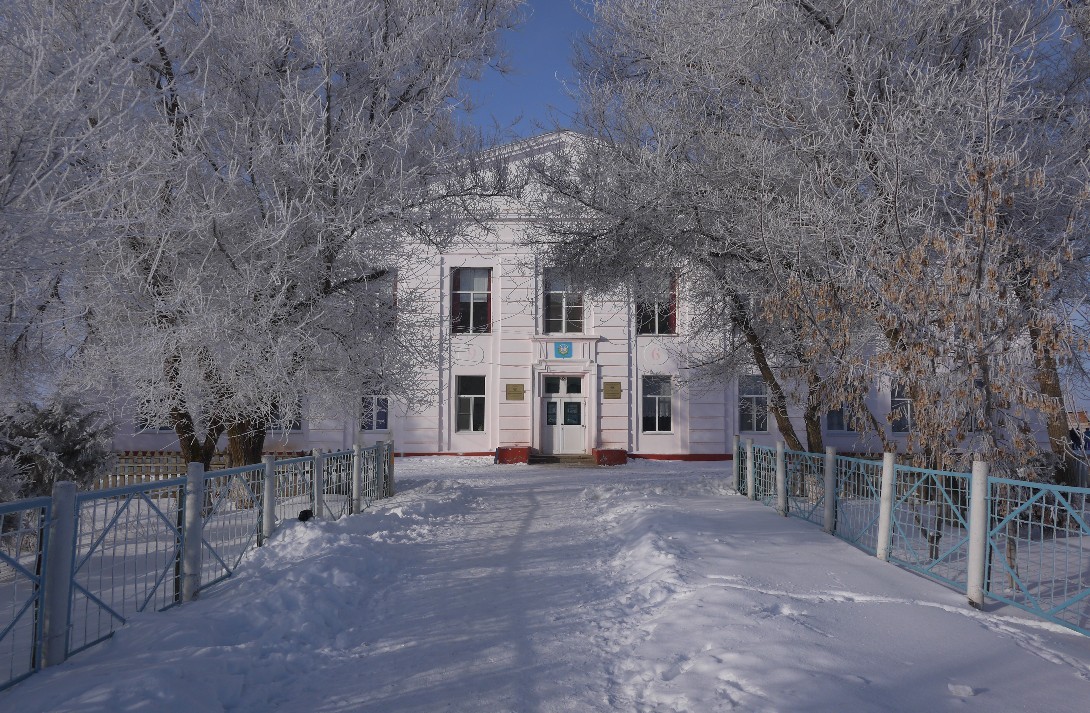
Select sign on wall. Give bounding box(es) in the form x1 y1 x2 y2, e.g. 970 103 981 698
505 383 525 401
553 342 574 359
602 382 623 399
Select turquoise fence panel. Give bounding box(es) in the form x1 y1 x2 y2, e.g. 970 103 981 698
69 478 187 657
0 497 50 691
322 451 353 519
985 477 1090 636
752 445 777 505
273 456 313 523
887 465 971 591
735 444 748 496
200 465 265 589
785 450 826 527
834 456 883 554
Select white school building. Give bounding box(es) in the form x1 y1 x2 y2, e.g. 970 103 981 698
113 133 918 463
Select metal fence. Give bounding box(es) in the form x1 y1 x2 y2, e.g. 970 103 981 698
0 442 395 692
887 465 971 591
986 477 1090 634
785 450 826 527
834 456 884 554
0 498 50 690
734 440 1090 637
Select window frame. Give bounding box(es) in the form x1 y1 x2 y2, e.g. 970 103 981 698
543 268 584 334
455 375 487 432
360 395 390 432
451 267 492 334
738 374 769 433
891 385 912 434
635 276 677 335
641 375 673 433
826 406 857 433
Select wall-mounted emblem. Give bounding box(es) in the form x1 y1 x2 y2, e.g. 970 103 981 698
553 341 573 359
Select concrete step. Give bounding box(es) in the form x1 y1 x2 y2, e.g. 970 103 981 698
527 454 597 467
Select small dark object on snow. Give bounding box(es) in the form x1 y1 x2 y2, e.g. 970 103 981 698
298 509 313 522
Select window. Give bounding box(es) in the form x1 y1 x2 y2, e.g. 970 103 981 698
451 268 491 333
544 376 582 394
543 268 583 333
636 276 677 335
891 385 912 434
360 396 390 431
456 376 486 432
826 406 856 432
738 375 768 432
642 375 673 432
269 402 302 431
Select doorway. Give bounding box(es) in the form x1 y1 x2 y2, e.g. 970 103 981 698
540 375 586 455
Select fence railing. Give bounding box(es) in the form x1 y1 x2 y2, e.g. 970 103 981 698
733 438 1090 637
0 442 395 692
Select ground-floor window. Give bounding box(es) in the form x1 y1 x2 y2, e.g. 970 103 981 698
891 385 912 434
641 375 672 433
738 375 768 432
456 376 486 432
826 406 856 433
360 396 389 431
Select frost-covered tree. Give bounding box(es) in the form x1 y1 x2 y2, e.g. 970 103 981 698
0 398 115 499
64 0 522 467
0 1 189 401
529 0 1090 475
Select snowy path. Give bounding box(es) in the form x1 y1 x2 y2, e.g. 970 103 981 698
4 458 1090 712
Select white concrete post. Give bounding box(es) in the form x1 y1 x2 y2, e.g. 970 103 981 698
775 441 788 516
731 434 740 490
42 481 77 667
182 462 204 602
745 438 756 500
875 452 896 561
823 447 837 535
966 459 990 609
312 449 325 519
351 444 363 514
259 455 276 546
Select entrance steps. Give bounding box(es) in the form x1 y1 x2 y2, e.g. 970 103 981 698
527 454 597 467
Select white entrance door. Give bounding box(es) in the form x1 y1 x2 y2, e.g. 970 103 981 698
541 376 586 455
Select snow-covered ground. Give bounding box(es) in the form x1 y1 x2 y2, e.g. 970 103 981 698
5 458 1090 712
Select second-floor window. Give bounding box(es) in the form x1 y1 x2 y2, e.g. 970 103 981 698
544 268 583 333
452 267 491 333
636 276 676 335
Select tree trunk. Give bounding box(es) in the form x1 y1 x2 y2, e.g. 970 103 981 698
803 374 825 453
1028 325 1071 484
730 294 805 451
226 420 267 468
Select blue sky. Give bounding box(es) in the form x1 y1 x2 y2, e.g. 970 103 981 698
464 1 593 138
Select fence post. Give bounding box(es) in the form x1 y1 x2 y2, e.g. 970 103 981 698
823 446 837 535
875 452 896 561
385 439 396 497
312 449 325 519
745 438 756 500
731 434 740 490
41 481 77 667
966 459 990 609
260 455 276 546
351 444 363 513
775 441 788 516
182 462 204 602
